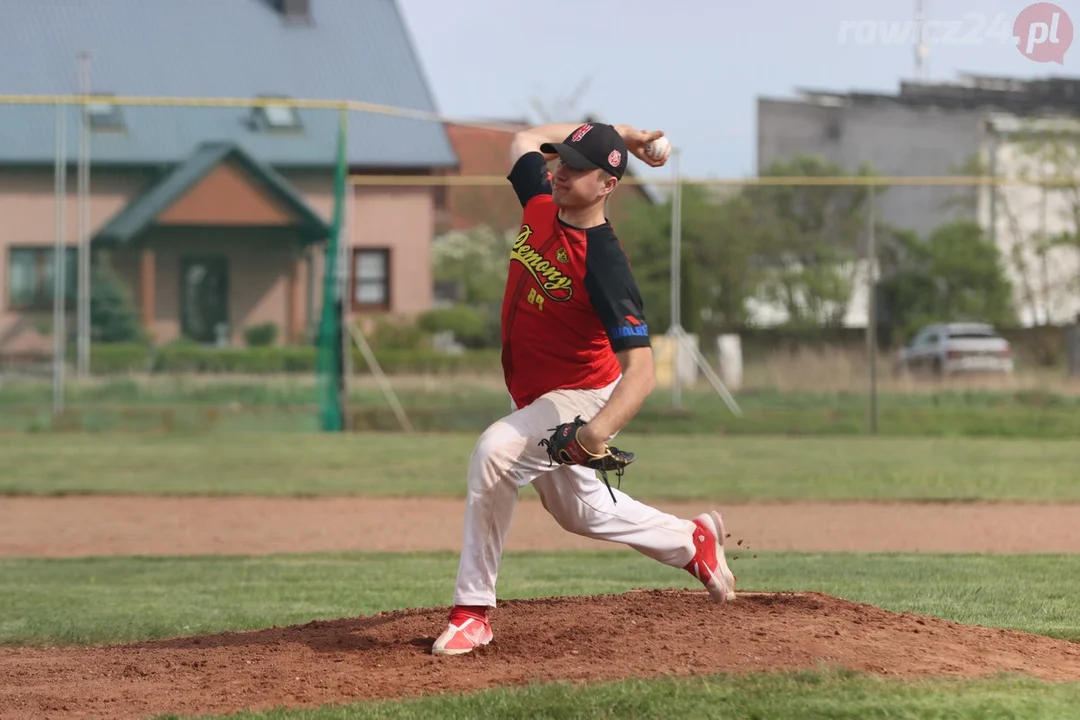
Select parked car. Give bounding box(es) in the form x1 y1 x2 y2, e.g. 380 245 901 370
895 323 1014 376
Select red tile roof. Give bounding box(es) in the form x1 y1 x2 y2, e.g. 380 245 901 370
437 121 660 235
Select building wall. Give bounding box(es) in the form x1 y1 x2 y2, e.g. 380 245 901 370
285 171 436 318
757 98 985 237
753 97 995 329
0 167 153 352
0 164 438 352
109 227 306 346
758 98 1080 328
979 131 1080 326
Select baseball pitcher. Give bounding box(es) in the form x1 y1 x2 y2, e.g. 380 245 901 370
432 122 736 656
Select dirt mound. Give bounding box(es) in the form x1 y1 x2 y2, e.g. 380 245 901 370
3 590 1079 720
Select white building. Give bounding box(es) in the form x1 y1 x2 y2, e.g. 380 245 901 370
753 74 1080 328
979 114 1080 326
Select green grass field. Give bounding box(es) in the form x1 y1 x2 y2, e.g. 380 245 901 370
5 376 1080 437
3 552 1079 647
186 672 1080 720
3 421 1080 718
3 432 1079 501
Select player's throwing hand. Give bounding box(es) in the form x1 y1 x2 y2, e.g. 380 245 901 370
616 127 669 168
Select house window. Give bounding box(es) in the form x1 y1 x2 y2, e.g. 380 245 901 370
7 247 77 310
251 95 303 133
432 184 448 211
85 94 125 132
352 248 390 310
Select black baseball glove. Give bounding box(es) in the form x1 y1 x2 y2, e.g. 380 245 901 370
538 416 635 504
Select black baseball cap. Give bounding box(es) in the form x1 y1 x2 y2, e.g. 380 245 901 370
540 123 628 180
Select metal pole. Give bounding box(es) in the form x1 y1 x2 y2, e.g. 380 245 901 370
338 107 352 430
347 322 414 433
988 130 998 250
77 52 91 377
866 185 878 434
52 103 68 417
670 148 682 409
1040 164 1049 326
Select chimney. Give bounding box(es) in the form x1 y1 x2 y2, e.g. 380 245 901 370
274 0 311 24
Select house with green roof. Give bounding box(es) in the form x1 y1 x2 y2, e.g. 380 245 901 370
0 0 458 352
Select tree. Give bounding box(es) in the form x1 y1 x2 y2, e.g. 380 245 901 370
682 189 762 330
615 184 760 334
877 220 1015 340
90 250 143 344
744 155 881 328
430 225 515 348
432 225 514 306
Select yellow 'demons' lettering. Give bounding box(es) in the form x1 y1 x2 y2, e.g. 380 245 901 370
511 225 573 301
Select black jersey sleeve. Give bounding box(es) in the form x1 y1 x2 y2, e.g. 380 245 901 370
583 228 651 352
507 151 553 208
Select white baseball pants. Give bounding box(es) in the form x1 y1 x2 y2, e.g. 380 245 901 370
452 378 700 608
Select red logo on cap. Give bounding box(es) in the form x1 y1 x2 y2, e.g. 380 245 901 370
608 150 622 167
571 124 593 142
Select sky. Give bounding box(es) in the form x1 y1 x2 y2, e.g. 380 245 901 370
396 0 1079 181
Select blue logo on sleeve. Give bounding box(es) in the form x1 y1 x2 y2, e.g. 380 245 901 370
608 321 649 339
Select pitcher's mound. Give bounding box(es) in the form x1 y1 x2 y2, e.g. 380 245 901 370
3 590 1080 720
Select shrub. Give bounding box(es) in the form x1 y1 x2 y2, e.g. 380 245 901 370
363 316 432 351
417 305 489 348
83 345 500 375
82 343 504 376
90 251 144 344
355 348 501 375
88 343 153 374
244 323 278 347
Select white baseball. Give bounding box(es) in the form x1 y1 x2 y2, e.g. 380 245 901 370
645 136 671 162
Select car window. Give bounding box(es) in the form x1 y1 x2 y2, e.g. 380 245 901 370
925 333 938 344
949 330 998 339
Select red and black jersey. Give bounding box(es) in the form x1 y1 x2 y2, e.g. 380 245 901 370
500 151 651 408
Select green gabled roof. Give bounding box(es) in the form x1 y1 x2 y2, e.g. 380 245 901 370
95 142 332 244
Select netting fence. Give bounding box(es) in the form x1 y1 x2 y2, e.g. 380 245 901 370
2 94 1080 436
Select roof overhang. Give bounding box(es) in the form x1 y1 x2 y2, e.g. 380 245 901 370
94 141 332 245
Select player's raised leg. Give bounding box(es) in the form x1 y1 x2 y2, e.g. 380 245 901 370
532 468 736 602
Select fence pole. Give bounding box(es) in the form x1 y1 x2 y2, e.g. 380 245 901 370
866 185 878 434
670 148 682 410
52 102 67 417
338 107 352 429
76 51 92 378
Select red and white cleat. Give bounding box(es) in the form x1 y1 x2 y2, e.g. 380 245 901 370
431 606 493 656
684 511 737 602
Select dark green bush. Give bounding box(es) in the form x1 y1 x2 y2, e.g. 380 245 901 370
363 316 432 351
417 305 489 348
88 343 153 374
90 251 144 343
243 323 278 347
356 348 501 375
83 344 502 376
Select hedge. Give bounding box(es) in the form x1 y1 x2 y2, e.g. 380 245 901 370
85 344 503 375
